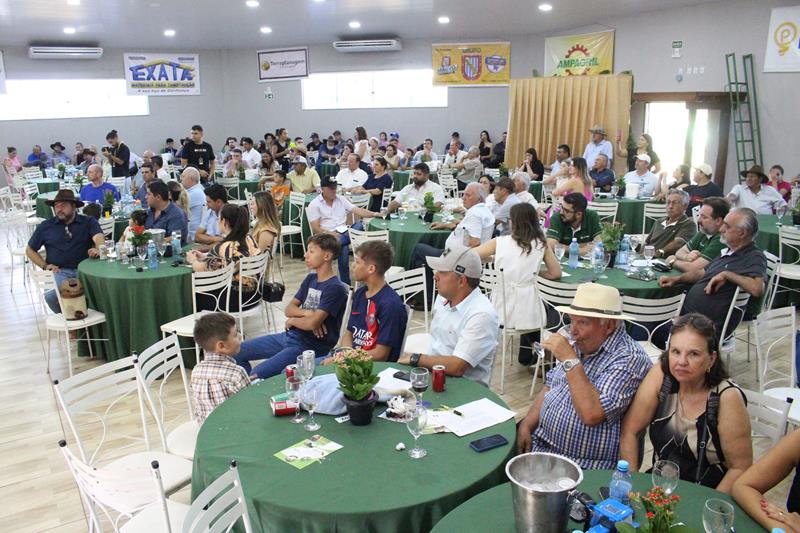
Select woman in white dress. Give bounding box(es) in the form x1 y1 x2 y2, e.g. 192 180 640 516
354 126 369 162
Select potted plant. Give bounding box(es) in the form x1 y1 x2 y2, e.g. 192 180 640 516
128 225 152 249
600 221 625 265
498 162 509 177
57 163 66 180
614 175 626 198
103 190 115 216
423 191 440 223
617 487 697 533
333 348 379 426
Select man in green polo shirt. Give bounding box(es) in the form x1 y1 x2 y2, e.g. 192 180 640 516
666 196 729 272
643 189 697 259
546 192 601 255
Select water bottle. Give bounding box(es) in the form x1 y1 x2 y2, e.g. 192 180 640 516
171 231 182 259
617 235 630 267
147 239 158 270
771 528 787 533
568 238 579 269
593 242 605 275
609 460 633 506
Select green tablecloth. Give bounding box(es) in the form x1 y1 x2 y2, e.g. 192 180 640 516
367 215 451 268
528 181 543 202
756 214 798 306
392 170 411 191
77 257 193 363
320 162 338 178
36 191 57 218
431 473 762 532
31 178 61 194
191 362 515 533
559 260 682 299
594 198 655 235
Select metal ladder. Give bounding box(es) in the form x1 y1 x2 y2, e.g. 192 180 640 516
725 53 763 180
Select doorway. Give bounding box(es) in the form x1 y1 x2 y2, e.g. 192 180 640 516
645 102 711 175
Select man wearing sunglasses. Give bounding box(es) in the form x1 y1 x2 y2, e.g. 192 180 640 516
26 189 104 312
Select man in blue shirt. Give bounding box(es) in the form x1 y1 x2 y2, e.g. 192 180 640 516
50 142 71 166
195 184 227 245
316 137 340 174
589 153 616 193
27 145 49 167
26 190 104 312
180 167 207 241
144 180 188 245
135 163 158 209
235 233 349 379
80 164 120 204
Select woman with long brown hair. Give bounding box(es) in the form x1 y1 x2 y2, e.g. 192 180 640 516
250 191 281 253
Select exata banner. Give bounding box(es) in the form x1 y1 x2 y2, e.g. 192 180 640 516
123 52 201 95
544 30 615 76
431 42 510 86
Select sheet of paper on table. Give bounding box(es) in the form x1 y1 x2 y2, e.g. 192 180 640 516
375 367 412 392
434 398 516 437
274 436 342 469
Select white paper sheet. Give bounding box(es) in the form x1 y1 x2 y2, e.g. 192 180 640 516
443 398 516 437
375 367 412 392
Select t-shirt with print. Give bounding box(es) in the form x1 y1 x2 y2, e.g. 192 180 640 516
291 273 348 350
182 141 215 173
347 284 407 362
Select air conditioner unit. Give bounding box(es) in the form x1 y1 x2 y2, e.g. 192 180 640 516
332 39 401 53
28 46 104 59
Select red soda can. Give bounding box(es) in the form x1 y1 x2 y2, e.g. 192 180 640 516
432 365 446 392
285 364 297 378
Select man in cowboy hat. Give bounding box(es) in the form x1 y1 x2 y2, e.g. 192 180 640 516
582 124 614 168
26 190 104 312
516 283 651 469
50 142 71 166
727 164 786 215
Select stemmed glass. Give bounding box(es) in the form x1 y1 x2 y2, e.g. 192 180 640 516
406 405 428 459
285 376 306 424
126 243 137 268
398 206 407 226
156 240 167 263
302 380 321 431
702 498 734 533
643 245 656 267
651 460 680 495
136 245 148 269
554 245 566 263
777 204 789 225
599 251 611 279
297 352 315 382
629 235 641 260
410 367 430 407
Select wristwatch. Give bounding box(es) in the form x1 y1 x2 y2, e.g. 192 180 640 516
562 358 582 372
658 248 665 258
410 353 421 367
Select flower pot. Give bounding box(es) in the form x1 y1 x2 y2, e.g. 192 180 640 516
792 213 800 226
423 211 435 223
344 390 378 426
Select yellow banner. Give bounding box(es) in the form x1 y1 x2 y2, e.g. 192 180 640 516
432 42 510 86
544 30 615 76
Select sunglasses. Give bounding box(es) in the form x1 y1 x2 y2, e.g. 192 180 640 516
64 226 73 241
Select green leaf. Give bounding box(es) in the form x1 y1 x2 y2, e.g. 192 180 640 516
616 524 638 533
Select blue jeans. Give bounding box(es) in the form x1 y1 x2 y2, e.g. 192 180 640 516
412 243 443 302
337 231 351 286
44 268 78 313
233 331 331 379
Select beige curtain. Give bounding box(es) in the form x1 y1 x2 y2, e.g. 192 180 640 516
506 74 633 175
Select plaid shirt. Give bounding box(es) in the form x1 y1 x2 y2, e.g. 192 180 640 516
191 353 250 423
531 324 651 470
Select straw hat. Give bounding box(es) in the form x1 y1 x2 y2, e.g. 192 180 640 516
588 125 607 136
555 283 631 320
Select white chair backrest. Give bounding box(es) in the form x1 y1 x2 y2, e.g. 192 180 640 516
386 267 429 331
23 182 39 200
182 460 254 533
190 262 236 315
754 305 797 392
778 224 800 266
399 306 414 355
622 293 686 350
588 201 618 224
217 176 241 199
381 187 393 209
479 262 499 297
643 202 667 233
338 288 353 343
743 388 792 446
348 227 390 251
99 216 115 241
691 205 701 229
23 166 42 181
535 278 579 332
234 252 270 315
720 287 750 344
286 192 307 227
349 193 371 209
438 174 459 199
762 250 780 312
107 176 126 190
485 168 500 179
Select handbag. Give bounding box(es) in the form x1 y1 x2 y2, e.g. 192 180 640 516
262 249 286 303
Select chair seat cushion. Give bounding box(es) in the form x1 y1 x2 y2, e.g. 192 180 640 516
166 420 200 460
120 499 189 533
105 451 192 494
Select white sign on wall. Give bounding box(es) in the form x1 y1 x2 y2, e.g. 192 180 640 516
764 6 800 72
0 51 6 94
123 52 201 95
257 48 309 82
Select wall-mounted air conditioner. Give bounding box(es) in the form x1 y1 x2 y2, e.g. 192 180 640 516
332 39 402 53
28 46 104 59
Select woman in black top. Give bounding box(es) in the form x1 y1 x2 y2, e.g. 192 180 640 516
478 130 493 166
272 128 291 172
616 132 661 173
102 130 131 177
518 147 545 181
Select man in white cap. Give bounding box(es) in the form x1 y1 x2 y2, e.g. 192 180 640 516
622 154 658 197
398 245 499 387
287 155 321 194
582 125 614 168
516 283 651 470
335 153 369 193
684 163 722 216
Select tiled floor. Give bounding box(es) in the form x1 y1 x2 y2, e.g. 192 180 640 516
0 229 792 531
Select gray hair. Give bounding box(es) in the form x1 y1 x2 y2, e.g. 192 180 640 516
667 189 690 206
468 145 480 157
731 207 758 238
466 181 487 200
181 166 200 184
512 171 531 189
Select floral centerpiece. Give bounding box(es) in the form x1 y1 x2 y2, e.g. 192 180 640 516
73 172 86 190
617 487 696 533
333 348 379 425
57 163 66 180
103 189 115 215
128 226 152 249
499 162 509 177
614 175 627 197
423 191 440 214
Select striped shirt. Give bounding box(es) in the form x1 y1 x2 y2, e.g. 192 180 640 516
531 324 651 470
191 353 250 423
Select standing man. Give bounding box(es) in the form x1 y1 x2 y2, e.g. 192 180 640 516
181 125 216 184
144 181 189 245
727 165 786 215
240 137 261 168
590 153 615 193
665 196 729 272
622 154 658 197
26 190 104 312
335 154 368 192
488 132 506 169
642 189 697 259
582 125 614 168
79 164 120 204
194 184 227 245
181 167 207 241
491 177 520 236
101 130 131 178
288 155 321 194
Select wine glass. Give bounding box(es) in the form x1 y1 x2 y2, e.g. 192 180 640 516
116 243 128 265
651 460 680 495
554 245 566 263
643 245 655 267
156 240 167 263
126 243 137 269
406 405 428 459
702 498 734 533
777 204 789 224
285 376 306 424
611 185 619 197
629 235 641 259
599 251 611 279
136 245 148 269
298 352 315 382
398 206 407 226
302 381 321 431
410 367 430 407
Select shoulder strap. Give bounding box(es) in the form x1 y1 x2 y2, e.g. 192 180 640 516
657 372 675 403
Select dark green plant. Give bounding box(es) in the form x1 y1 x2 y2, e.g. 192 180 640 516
600 221 625 252
103 190 115 213
423 192 440 213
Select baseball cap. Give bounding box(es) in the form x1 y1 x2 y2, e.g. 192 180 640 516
425 246 482 279
320 175 338 188
635 154 651 165
390 131 400 139
695 163 713 177
292 155 308 165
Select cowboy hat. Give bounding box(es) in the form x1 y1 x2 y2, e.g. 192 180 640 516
45 189 85 208
740 164 768 183
588 125 607 136
555 283 631 320
50 141 66 150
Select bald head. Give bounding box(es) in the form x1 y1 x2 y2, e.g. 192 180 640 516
87 164 103 183
180 167 200 188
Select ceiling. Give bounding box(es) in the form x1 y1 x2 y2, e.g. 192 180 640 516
0 0 718 50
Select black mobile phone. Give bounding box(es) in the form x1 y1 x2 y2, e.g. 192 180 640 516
393 370 410 381
598 486 610 501
469 434 509 453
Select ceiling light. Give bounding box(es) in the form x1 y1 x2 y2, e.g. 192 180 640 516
313 0 325 2
246 0 259 7
438 16 450 24
63 27 76 34
164 29 176 37
260 26 272 34
348 21 361 29
67 0 80 5
538 3 553 11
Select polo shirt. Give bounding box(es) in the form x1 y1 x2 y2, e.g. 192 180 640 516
346 284 407 362
28 214 102 270
79 182 120 204
729 184 786 215
242 148 261 169
516 191 540 209
445 203 495 249
582 140 613 167
685 231 724 261
145 202 189 245
186 183 206 240
288 167 321 192
334 167 368 190
306 194 353 231
492 193 521 236
200 208 221 238
623 170 658 197
546 209 602 245
430 288 499 387
396 180 445 206
645 215 697 253
590 168 616 191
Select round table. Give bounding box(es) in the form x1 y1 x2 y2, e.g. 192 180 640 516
594 198 655 235
191 362 516 533
367 215 451 268
77 257 192 362
558 260 682 299
431 473 762 532
31 178 61 194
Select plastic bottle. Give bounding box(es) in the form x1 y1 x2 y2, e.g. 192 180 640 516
147 239 158 270
593 242 605 275
568 238 580 269
609 460 633 506
171 231 182 259
617 235 630 267
771 529 787 533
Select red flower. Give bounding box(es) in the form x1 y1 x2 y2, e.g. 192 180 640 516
647 511 655 519
133 225 145 235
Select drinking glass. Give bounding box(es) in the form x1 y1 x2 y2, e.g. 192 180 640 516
410 367 430 406
298 352 315 381
611 185 619 197
643 245 655 267
599 251 611 279
302 381 321 431
777 204 789 224
702 498 734 533
126 243 137 269
398 207 407 226
652 460 680 495
554 245 566 263
629 235 641 259
285 376 306 424
116 243 127 265
136 245 148 269
105 240 115 262
156 241 167 263
406 406 428 459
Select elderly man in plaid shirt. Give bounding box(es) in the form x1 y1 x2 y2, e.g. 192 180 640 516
516 284 651 470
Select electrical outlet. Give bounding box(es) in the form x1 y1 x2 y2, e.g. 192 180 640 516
699 66 705 74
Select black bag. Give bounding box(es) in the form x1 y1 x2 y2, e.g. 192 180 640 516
262 249 286 302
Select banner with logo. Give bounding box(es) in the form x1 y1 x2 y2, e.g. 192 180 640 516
258 48 309 82
431 42 510 86
123 52 200 95
0 51 6 94
764 6 800 72
544 30 615 76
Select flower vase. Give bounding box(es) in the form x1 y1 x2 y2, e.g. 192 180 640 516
343 390 378 426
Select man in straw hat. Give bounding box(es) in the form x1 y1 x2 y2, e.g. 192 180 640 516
516 283 651 469
26 189 104 312
726 164 786 215
582 124 614 168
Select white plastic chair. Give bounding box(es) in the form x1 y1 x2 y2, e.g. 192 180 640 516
23 166 42 181
108 176 127 191
719 286 751 369
772 224 800 305
218 176 246 205
381 187 393 210
588 200 618 224
6 210 33 292
347 227 404 283
278 192 307 266
227 252 271 336
622 293 686 363
484 168 500 179
742 388 792 446
735 251 780 367
99 216 116 241
530 278 579 396
691 205 701 230
438 171 459 199
348 193 371 210
386 267 429 331
754 306 800 425
398 306 414 356
642 202 667 234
